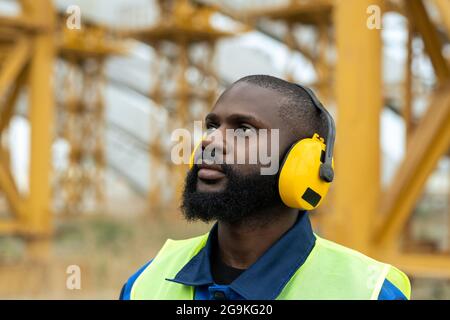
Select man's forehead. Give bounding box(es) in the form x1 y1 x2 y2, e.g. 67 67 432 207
211 82 283 124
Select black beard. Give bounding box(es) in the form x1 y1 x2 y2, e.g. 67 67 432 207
181 164 282 226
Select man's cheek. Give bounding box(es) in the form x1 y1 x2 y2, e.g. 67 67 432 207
228 140 265 166
259 130 280 175
236 143 259 165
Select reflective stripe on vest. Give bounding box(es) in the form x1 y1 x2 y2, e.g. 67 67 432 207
130 233 410 300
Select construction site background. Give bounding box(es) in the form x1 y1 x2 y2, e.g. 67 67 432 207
0 0 449 299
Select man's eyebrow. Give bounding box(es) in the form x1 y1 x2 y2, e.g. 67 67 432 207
205 113 219 123
227 113 268 128
205 113 268 127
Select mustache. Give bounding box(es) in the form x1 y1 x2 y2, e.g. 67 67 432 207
182 158 282 225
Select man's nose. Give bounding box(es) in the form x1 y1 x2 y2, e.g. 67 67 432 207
201 129 227 163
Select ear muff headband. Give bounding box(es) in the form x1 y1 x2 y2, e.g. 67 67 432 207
294 84 335 183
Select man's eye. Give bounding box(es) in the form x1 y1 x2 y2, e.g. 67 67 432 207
205 124 217 134
235 125 255 136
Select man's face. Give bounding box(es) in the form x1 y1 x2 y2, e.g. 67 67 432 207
181 82 296 225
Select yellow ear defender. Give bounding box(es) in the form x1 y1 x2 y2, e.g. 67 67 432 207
189 83 335 211
278 133 334 210
278 84 335 210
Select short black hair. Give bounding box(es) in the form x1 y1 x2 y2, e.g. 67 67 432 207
233 74 328 142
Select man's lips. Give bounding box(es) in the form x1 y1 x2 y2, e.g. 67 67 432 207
197 164 226 180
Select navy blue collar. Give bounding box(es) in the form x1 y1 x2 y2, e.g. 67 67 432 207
167 211 316 300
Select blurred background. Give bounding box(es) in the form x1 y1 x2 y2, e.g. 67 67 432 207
0 0 449 299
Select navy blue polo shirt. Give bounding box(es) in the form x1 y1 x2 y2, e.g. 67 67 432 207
120 212 407 300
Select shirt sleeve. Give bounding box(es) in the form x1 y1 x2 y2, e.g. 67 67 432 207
377 265 411 300
378 279 407 300
119 259 153 300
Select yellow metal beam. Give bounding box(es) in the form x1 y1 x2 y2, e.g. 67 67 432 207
406 0 450 83
404 22 414 141
0 36 30 100
328 0 383 253
244 0 333 24
21 0 56 240
60 25 126 59
0 15 48 32
375 84 450 247
433 0 450 39
0 67 27 135
0 148 26 220
380 252 450 279
123 0 234 44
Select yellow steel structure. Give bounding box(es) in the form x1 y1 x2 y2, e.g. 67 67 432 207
375 85 450 248
434 0 450 37
0 1 125 256
238 0 450 278
331 0 383 254
54 56 107 216
0 0 55 258
0 0 449 280
54 18 124 215
124 0 235 212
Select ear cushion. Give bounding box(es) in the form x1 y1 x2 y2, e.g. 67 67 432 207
278 135 333 210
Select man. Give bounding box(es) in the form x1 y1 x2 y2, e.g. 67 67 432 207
120 75 411 300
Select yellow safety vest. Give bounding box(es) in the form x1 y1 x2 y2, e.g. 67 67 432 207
130 233 411 300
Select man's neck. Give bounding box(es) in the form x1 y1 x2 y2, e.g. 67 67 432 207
216 208 299 269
